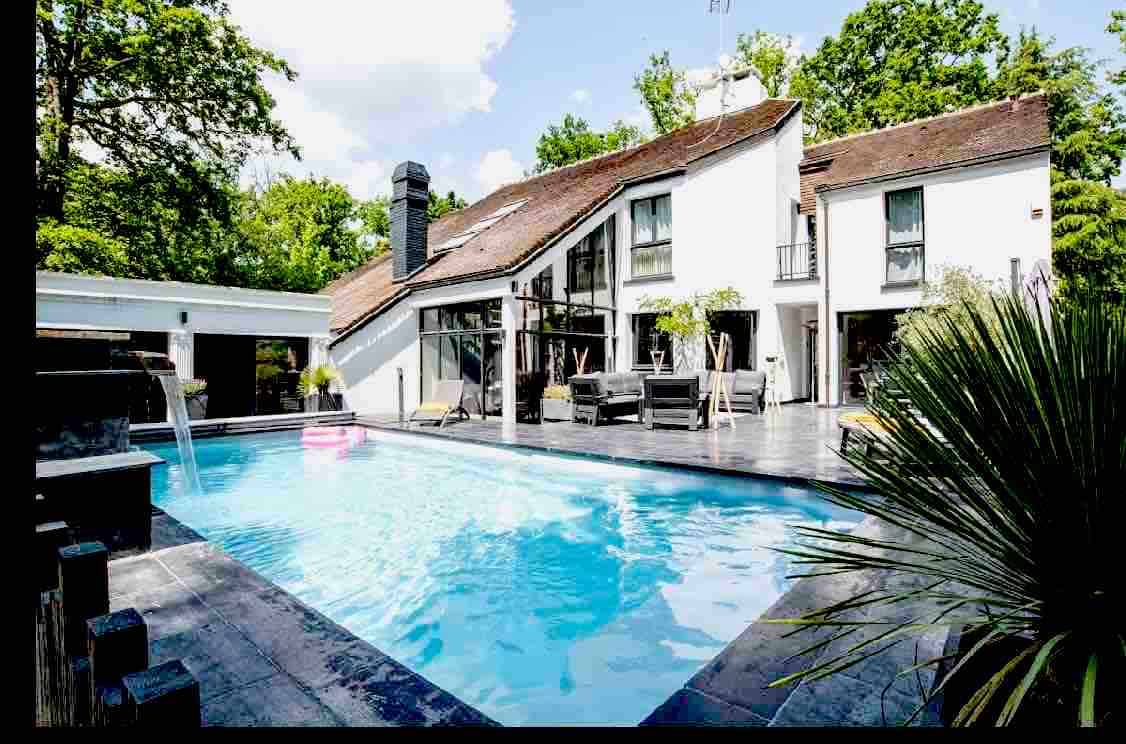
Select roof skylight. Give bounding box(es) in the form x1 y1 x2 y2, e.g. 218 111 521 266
433 198 530 254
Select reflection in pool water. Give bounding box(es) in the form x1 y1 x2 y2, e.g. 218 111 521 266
147 428 860 726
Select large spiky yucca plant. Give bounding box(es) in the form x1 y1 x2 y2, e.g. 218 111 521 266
768 289 1123 726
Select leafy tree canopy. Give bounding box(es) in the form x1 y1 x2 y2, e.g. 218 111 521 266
994 29 1126 184
790 0 1005 143
634 50 697 135
428 190 468 223
1051 173 1126 302
533 114 646 173
36 0 298 222
735 31 797 98
236 175 372 293
355 196 390 256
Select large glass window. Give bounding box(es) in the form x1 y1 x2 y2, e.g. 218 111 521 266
632 313 672 372
515 214 617 422
419 299 503 417
885 187 923 284
705 311 757 371
631 194 672 277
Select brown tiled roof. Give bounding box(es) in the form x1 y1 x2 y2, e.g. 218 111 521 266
329 98 800 336
798 94 1050 214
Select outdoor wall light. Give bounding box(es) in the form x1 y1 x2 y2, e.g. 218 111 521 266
180 311 189 325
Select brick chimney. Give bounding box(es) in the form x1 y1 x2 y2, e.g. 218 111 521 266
390 161 430 281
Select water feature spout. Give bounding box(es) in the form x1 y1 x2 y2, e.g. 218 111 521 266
128 351 203 496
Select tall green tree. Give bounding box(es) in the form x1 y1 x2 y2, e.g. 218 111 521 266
355 196 391 256
236 175 371 293
36 157 249 285
1108 10 1126 89
790 0 1005 143
735 30 797 97
533 115 646 173
605 119 646 151
994 29 1126 184
991 26 1126 300
36 0 298 223
633 50 697 135
427 190 468 223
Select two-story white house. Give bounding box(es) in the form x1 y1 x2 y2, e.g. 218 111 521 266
326 90 1051 420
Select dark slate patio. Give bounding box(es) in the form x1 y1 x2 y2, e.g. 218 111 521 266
358 403 868 489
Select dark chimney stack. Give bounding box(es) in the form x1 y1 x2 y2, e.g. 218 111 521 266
390 161 430 281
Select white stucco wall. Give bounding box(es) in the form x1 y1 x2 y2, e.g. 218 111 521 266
819 152 1052 404
329 276 511 416
824 153 1051 314
35 271 332 339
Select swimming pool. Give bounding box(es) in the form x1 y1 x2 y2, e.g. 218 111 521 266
146 427 861 725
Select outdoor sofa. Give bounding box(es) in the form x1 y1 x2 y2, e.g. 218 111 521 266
569 372 644 425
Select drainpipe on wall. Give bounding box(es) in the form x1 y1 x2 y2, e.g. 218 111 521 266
821 196 831 408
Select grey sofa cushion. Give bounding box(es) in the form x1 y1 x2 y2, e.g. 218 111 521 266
603 372 642 397
733 369 766 395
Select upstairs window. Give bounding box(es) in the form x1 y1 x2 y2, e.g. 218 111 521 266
631 194 672 277
885 187 924 284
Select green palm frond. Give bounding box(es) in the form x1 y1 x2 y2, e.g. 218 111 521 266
297 365 339 397
767 288 1124 726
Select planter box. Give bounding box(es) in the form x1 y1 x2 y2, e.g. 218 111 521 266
540 398 573 422
305 392 344 413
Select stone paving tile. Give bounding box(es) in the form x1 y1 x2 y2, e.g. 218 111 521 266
107 553 178 598
313 656 500 727
640 688 769 726
109 580 219 641
769 671 922 727
200 673 341 727
148 621 280 703
205 585 390 692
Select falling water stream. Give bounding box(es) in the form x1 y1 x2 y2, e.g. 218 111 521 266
158 375 203 496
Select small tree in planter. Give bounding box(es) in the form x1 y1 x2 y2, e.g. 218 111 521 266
639 287 743 372
298 365 340 411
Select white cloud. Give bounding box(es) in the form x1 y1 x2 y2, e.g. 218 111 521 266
225 0 516 198
475 149 524 194
571 89 591 104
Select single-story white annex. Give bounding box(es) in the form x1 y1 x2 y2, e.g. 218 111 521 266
35 271 333 420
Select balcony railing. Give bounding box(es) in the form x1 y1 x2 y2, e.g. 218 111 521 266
777 242 817 281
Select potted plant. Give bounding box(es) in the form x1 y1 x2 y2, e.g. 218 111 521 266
182 379 208 420
639 287 742 372
540 384 573 422
298 365 341 412
765 288 1121 727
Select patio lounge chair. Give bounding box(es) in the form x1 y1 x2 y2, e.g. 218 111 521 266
570 372 643 426
409 379 470 428
728 369 766 414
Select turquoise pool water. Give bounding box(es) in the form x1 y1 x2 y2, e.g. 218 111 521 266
146 428 860 726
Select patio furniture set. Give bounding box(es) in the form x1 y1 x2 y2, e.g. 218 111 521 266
568 369 768 430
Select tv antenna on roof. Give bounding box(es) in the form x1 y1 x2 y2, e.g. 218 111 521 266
689 0 734 148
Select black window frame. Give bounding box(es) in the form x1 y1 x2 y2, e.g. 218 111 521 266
884 186 925 285
630 194 672 278
631 312 673 372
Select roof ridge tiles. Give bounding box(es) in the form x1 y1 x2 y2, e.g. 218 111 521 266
802 91 1047 155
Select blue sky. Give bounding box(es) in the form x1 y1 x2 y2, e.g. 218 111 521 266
229 1 1126 200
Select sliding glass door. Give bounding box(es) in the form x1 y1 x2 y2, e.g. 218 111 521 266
419 299 504 417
